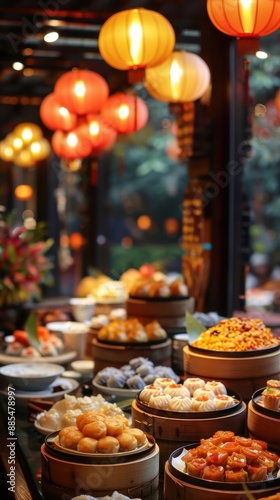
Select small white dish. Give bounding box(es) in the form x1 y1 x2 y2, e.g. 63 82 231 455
0 377 79 400
71 360 94 375
0 362 65 391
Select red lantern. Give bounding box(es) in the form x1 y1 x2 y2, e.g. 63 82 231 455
86 115 118 150
207 0 280 53
54 69 109 115
101 93 148 134
51 129 92 160
40 93 77 131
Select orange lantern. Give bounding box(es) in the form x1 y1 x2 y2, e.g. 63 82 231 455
54 69 109 115
86 115 118 150
40 93 77 131
98 8 175 82
52 129 92 160
14 184 33 201
207 0 280 53
145 51 211 103
101 93 148 134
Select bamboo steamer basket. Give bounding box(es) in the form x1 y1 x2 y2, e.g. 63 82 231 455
247 393 280 451
41 434 159 500
86 327 99 358
131 397 246 475
92 337 172 374
164 458 280 500
126 296 195 333
184 344 280 403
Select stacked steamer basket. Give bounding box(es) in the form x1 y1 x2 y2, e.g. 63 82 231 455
183 317 280 403
125 273 194 335
41 412 159 500
164 430 280 500
131 377 246 475
92 317 172 374
247 379 280 451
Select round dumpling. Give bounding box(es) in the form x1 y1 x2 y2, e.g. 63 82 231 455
183 378 205 395
139 385 162 403
205 380 227 396
126 375 145 390
214 394 236 410
164 383 190 398
191 395 216 412
149 392 171 410
168 396 192 412
154 377 175 390
38 408 61 430
193 387 215 400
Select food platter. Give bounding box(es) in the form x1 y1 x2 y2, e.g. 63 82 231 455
252 388 280 418
169 444 280 490
0 350 77 365
136 389 242 419
45 431 155 463
188 342 280 358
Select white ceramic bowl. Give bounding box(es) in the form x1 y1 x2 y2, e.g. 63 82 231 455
71 359 94 375
0 362 65 391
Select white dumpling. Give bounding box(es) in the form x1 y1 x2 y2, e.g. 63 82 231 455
183 378 205 395
149 392 171 410
140 385 162 403
168 396 192 412
38 408 61 430
154 377 175 389
205 380 227 396
193 387 215 400
164 383 190 398
52 394 77 414
191 395 216 412
214 394 236 410
60 409 83 428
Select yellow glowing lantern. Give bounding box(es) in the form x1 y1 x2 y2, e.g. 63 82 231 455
0 140 14 161
5 133 24 152
98 8 175 82
14 184 33 201
145 51 211 103
30 138 51 161
14 148 35 168
137 215 152 230
14 123 42 145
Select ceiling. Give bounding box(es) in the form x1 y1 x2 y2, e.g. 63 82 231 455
0 0 206 137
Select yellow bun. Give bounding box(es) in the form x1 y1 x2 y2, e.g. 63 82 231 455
59 428 83 449
97 436 120 454
125 427 146 446
58 426 79 439
76 411 105 432
83 420 107 440
117 432 138 451
77 437 98 453
104 417 125 436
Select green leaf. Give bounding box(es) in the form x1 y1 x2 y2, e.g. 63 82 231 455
25 311 39 349
186 312 205 344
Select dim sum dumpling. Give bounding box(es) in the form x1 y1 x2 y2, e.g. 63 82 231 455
139 385 162 403
193 387 215 400
60 409 83 428
205 380 227 396
154 377 175 389
149 392 171 410
164 383 190 398
168 396 192 412
191 395 216 412
214 394 236 410
38 408 61 430
183 378 205 395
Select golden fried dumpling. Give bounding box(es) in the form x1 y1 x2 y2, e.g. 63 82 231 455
117 432 138 451
97 436 120 454
77 437 98 453
76 411 106 432
124 427 146 446
59 427 83 449
104 417 125 436
82 420 107 440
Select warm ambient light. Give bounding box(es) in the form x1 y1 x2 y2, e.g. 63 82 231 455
54 69 109 115
256 51 268 59
40 93 77 131
145 51 211 103
14 184 33 201
12 62 24 71
44 31 59 43
98 8 175 82
207 0 280 53
0 123 50 166
101 93 149 134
